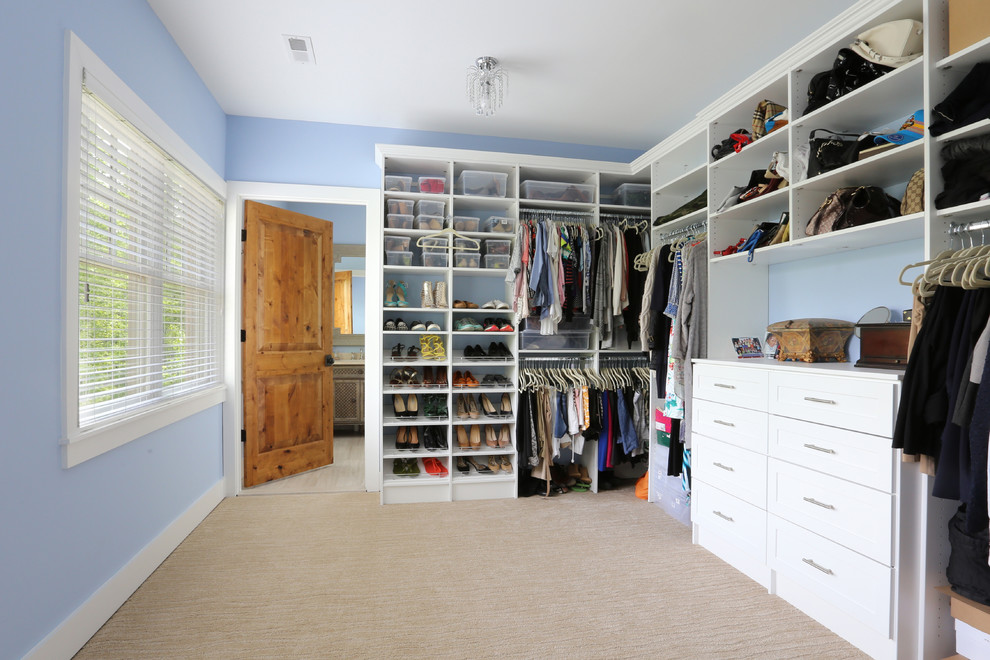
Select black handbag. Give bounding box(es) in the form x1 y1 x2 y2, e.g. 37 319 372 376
806 185 900 235
711 129 752 161
807 129 864 178
804 48 894 116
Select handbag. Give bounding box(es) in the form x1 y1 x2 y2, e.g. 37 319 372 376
808 129 868 178
804 48 894 115
900 168 925 215
711 129 752 161
806 186 901 235
752 100 786 139
769 213 790 245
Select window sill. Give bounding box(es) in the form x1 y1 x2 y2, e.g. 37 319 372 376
62 386 226 468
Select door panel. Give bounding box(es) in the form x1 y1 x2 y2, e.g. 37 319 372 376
243 200 334 487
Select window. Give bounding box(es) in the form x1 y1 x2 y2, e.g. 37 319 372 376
64 33 225 467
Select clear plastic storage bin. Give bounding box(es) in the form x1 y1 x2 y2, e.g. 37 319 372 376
456 171 508 197
484 239 511 255
385 175 412 192
387 214 413 229
454 238 480 251
386 251 413 266
520 329 592 350
451 216 480 232
384 236 410 252
484 254 509 269
519 180 594 203
455 252 482 268
418 176 446 194
482 217 514 233
415 215 444 230
387 199 415 215
615 183 650 207
416 200 445 217
419 237 447 251
422 253 448 268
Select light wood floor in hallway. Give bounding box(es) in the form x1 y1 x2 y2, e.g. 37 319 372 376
241 431 365 495
75 482 868 659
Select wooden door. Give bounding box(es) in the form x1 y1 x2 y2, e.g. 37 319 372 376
243 201 334 487
333 270 353 334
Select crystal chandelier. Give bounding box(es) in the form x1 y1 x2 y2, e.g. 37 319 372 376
466 56 506 117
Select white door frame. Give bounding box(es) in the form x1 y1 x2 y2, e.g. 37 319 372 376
223 181 382 496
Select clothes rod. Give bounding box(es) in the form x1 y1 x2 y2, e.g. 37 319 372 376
599 211 650 219
655 220 706 241
520 209 594 217
947 220 990 234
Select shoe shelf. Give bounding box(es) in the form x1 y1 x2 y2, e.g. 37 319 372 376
452 267 510 278
384 266 448 276
451 472 514 483
382 416 448 427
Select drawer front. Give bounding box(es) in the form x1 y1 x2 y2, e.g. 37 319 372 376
693 399 769 453
768 515 892 636
694 435 767 508
768 459 893 565
693 363 769 411
696 483 766 562
768 415 895 492
768 371 898 437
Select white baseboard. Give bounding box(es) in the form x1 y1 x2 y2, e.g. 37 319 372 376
23 480 225 660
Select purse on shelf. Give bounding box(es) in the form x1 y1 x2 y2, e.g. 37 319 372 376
752 100 787 139
900 168 925 215
805 186 901 236
712 129 752 161
807 129 865 177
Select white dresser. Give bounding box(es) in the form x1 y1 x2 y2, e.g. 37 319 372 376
691 359 939 660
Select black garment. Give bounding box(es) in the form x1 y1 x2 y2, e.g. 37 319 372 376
966 342 990 533
893 285 966 457
649 245 675 393
935 136 990 209
622 228 647 348
666 418 683 477
930 62 990 137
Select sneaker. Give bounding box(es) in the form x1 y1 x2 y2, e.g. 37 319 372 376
496 319 514 332
483 318 500 332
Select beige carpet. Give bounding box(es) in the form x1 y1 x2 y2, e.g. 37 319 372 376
75 489 867 659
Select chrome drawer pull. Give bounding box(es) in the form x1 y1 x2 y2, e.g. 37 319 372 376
804 396 836 405
713 462 735 472
713 383 736 389
803 496 835 510
713 510 734 522
802 558 834 575
713 419 736 427
802 443 836 454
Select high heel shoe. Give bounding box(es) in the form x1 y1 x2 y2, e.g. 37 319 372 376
456 426 469 449
407 345 420 359
395 426 409 450
456 456 470 473
436 367 448 386
479 393 497 416
434 281 448 308
407 426 420 450
456 394 468 419
498 424 511 448
407 394 419 417
384 280 397 307
488 455 500 472
422 365 435 385
466 456 491 473
498 455 512 473
391 343 405 360
500 393 512 416
469 425 481 450
467 394 480 419
421 281 435 308
394 281 409 307
485 425 498 447
393 393 407 418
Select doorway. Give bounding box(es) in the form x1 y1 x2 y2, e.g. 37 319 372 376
223 183 382 497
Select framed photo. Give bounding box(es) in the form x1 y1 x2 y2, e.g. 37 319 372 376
764 332 779 358
732 336 763 359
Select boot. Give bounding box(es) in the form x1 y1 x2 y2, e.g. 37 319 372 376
434 280 448 308
421 281 435 308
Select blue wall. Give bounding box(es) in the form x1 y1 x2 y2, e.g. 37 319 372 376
226 116 645 189
0 2 226 658
768 240 921 364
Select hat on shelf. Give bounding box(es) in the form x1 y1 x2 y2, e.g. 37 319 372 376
850 19 924 68
874 109 925 145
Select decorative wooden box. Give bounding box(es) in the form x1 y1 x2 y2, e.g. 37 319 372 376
855 322 910 369
767 318 855 363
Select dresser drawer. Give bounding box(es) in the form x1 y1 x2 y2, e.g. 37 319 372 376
694 363 769 411
768 515 892 636
694 434 767 508
768 371 898 437
769 415 895 492
696 483 766 563
693 399 769 453
768 459 893 565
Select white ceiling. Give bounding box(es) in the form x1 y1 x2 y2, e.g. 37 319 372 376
148 0 861 152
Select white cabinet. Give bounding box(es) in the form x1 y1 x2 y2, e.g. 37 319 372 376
693 360 913 659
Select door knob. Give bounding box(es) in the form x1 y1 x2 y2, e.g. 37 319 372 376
325 355 335 367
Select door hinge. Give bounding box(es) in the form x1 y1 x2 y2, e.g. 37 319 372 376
241 429 246 443
240 329 246 342
241 228 247 242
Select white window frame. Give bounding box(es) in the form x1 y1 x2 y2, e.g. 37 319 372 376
62 31 227 468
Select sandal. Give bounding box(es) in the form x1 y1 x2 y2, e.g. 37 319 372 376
407 345 420 359
402 367 421 385
394 281 409 307
384 280 397 307
391 343 405 359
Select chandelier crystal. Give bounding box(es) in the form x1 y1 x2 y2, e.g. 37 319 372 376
466 56 506 117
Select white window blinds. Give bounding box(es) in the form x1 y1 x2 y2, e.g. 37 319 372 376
77 83 224 430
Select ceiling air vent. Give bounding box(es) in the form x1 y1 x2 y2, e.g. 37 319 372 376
283 35 315 64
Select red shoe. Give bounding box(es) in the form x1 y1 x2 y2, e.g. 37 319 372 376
423 457 448 477
497 319 514 331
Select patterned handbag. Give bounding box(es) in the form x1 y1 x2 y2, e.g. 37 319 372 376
900 168 925 215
